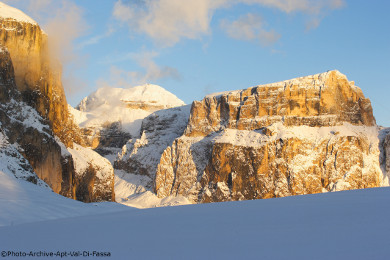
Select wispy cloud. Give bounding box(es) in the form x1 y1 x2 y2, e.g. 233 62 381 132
44 2 88 64
238 0 345 14
113 0 345 46
77 27 115 50
97 51 180 88
220 13 280 46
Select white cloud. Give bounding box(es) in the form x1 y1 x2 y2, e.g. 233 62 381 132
113 0 345 46
97 51 180 88
220 13 280 46
113 0 226 47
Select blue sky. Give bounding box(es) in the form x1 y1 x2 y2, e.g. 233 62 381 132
6 0 390 126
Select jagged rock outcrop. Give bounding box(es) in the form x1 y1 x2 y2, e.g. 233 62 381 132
154 71 386 203
68 144 115 202
115 105 191 187
0 127 48 188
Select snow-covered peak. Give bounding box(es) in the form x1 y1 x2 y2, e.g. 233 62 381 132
77 84 185 112
71 84 185 137
0 2 37 25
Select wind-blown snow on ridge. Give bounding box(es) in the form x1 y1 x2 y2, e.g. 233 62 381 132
77 84 185 112
0 2 37 25
71 84 185 137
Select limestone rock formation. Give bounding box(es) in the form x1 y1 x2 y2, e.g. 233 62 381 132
0 3 114 202
0 3 76 146
0 44 75 196
154 71 386 203
185 70 375 138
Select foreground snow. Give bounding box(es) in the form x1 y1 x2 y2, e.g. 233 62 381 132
1 187 389 259
0 168 127 227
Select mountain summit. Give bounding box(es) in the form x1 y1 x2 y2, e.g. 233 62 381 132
0 2 37 24
69 84 186 161
77 84 185 112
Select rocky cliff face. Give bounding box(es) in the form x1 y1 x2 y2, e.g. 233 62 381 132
381 129 390 178
0 129 49 188
185 71 375 137
0 3 114 202
0 44 75 196
68 143 115 202
154 71 386 203
0 5 76 147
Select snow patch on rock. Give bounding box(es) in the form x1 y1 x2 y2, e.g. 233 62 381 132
68 143 113 180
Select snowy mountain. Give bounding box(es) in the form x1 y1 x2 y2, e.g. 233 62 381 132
1 2 390 258
72 84 185 137
116 71 389 203
114 105 192 208
69 84 186 165
69 84 191 208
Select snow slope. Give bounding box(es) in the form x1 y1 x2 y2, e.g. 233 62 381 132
1 187 389 259
114 169 190 208
0 169 128 226
0 135 127 226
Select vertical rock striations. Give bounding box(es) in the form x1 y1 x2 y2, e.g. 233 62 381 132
0 44 75 196
185 70 375 137
0 3 114 202
115 105 191 187
154 71 386 203
0 12 75 146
